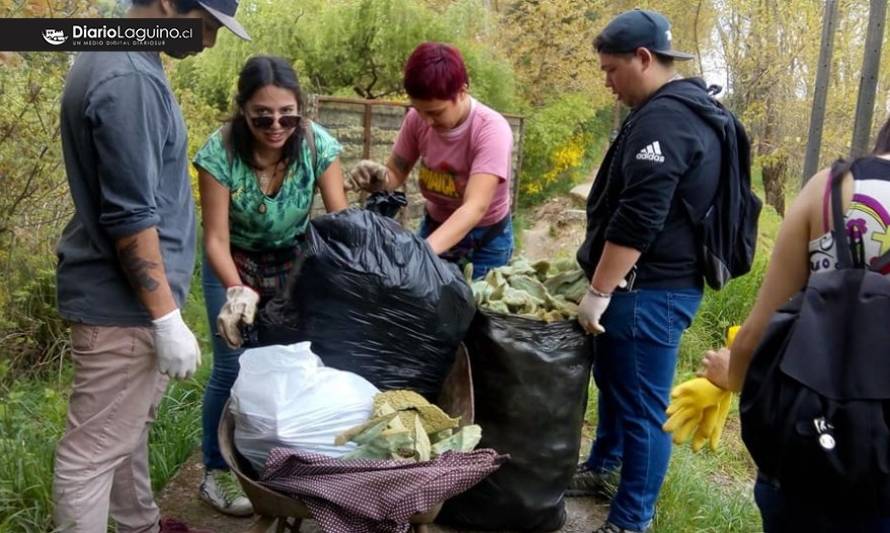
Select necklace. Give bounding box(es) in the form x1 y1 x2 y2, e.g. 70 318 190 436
255 162 282 214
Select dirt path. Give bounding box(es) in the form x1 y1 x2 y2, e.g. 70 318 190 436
519 196 587 261
157 196 605 532
157 445 606 533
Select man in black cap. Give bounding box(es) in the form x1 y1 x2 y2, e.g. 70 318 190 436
53 1 249 531
571 9 746 533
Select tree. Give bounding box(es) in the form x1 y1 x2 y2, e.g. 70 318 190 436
498 0 610 108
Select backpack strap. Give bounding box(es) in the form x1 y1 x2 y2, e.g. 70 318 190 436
829 159 855 269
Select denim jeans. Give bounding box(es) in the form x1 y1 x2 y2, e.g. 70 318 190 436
418 214 513 280
201 257 245 471
582 287 702 531
754 475 890 532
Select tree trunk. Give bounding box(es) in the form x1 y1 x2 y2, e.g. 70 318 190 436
762 158 787 216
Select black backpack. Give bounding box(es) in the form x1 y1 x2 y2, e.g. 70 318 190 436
739 161 890 511
661 90 762 290
699 99 761 290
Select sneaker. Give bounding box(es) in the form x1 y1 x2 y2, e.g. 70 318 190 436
199 469 253 517
159 517 215 532
566 463 617 498
593 521 643 533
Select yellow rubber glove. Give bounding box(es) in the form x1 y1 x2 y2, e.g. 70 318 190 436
663 378 727 445
725 325 740 349
664 400 704 444
664 325 739 450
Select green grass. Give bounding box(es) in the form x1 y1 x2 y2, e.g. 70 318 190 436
511 205 532 256
0 376 68 532
0 274 213 532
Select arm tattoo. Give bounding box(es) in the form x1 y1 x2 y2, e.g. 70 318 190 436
392 154 412 175
118 239 160 292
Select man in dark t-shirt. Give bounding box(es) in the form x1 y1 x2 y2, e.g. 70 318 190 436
53 1 248 531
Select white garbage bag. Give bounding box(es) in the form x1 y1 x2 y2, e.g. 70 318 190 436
230 341 379 473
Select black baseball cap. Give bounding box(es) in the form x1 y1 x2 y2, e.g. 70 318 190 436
196 0 250 41
596 9 693 60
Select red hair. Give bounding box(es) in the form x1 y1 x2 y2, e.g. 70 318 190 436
403 42 468 101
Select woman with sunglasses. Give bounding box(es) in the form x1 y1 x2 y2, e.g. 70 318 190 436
350 42 515 279
191 55 347 516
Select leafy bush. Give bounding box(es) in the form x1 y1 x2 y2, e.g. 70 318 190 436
519 94 611 205
0 265 69 384
170 0 517 112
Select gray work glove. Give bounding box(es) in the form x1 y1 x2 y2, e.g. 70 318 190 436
348 160 391 192
216 285 260 349
152 309 201 379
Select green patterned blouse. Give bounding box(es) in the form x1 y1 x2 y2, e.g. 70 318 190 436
193 122 342 251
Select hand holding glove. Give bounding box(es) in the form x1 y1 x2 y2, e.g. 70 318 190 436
348 160 391 192
663 377 732 451
217 285 260 349
152 308 201 379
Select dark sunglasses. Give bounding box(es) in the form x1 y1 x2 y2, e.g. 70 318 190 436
249 114 301 130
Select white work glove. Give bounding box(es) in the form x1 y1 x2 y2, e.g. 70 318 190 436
348 160 390 192
152 308 201 379
217 285 260 349
577 286 611 335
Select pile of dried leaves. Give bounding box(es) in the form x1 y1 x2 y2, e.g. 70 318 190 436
467 257 587 322
335 390 482 462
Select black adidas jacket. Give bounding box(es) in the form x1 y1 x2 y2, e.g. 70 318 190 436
577 77 725 289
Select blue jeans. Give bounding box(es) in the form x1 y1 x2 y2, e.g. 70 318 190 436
201 258 245 471
418 214 513 280
583 287 702 531
754 475 890 532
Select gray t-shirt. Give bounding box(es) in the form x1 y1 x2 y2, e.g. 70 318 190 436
56 51 195 326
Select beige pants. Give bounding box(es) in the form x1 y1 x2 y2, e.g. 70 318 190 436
53 324 169 533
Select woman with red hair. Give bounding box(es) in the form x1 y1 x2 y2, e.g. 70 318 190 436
350 42 515 279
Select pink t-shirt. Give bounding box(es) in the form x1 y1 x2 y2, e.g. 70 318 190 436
393 98 513 226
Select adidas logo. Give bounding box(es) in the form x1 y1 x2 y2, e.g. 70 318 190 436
636 141 665 163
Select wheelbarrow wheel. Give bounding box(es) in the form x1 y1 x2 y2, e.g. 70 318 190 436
275 517 302 532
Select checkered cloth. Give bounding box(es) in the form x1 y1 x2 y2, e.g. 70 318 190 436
230 244 303 302
259 448 507 533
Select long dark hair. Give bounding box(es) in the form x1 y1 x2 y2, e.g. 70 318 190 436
230 55 305 170
829 117 890 181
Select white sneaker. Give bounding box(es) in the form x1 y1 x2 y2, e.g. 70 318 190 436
199 469 253 517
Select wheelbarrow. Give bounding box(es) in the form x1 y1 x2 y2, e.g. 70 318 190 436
219 344 475 533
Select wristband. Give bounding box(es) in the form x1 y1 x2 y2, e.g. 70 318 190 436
587 286 612 298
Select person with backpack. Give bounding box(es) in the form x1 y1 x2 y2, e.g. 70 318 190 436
700 121 890 532
570 9 753 533
348 42 515 280
193 55 348 515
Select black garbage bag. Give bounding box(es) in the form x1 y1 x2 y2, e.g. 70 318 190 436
252 208 475 400
364 191 407 218
438 310 593 531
